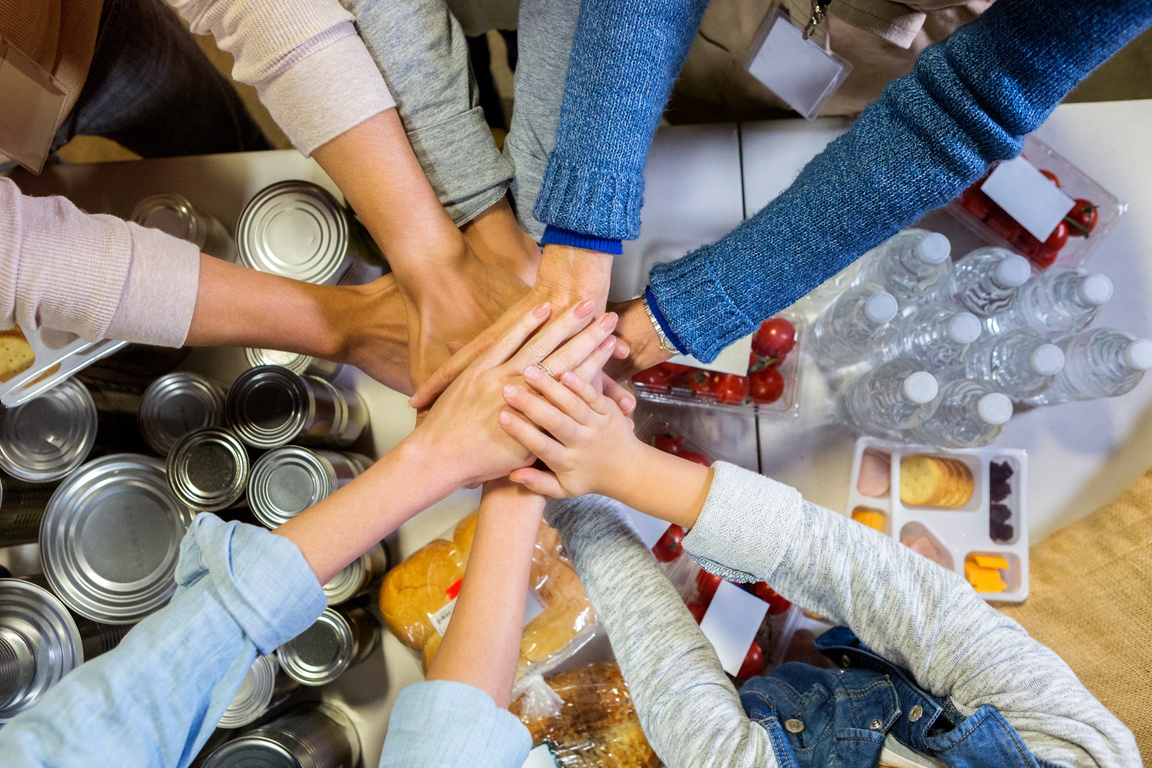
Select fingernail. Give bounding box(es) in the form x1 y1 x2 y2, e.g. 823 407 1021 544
503 384 518 399
562 371 579 385
524 365 540 381
499 411 511 426
575 300 594 318
599 312 618 330
623 394 636 413
534 302 551 318
599 337 616 352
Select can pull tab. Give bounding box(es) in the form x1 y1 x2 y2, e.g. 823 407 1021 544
803 0 832 39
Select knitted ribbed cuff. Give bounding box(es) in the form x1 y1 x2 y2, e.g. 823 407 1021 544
533 154 644 241
647 247 756 362
105 223 200 347
540 226 622 256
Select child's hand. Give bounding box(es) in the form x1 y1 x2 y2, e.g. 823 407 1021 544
498 367 643 499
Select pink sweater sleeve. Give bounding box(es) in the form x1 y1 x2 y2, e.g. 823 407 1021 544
167 0 397 156
0 178 201 347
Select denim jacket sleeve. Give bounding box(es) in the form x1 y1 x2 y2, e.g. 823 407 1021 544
0 515 327 768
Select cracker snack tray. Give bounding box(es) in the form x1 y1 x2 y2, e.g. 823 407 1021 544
0 326 127 407
845 437 1029 603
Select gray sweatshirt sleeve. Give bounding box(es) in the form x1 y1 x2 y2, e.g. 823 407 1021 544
340 0 512 225
546 496 775 768
683 462 1139 768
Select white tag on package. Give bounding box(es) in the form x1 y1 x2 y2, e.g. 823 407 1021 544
746 10 851 120
981 157 1075 241
429 589 546 637
698 581 769 675
668 333 753 377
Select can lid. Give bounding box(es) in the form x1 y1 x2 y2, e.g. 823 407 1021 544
1124 339 1152 371
139 373 226 456
903 371 939 404
236 181 349 285
218 655 279 730
916 233 951 264
322 556 366 606
1030 344 1065 376
864 292 898 324
1078 274 1113 306
166 428 250 512
130 194 202 246
977 393 1014 425
243 348 315 376
276 608 353 686
41 454 195 623
248 447 333 528
995 255 1032 287
226 366 311 449
947 312 982 344
202 736 302 768
0 378 96 482
0 579 82 723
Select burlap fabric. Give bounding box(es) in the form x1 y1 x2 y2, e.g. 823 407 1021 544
998 467 1152 760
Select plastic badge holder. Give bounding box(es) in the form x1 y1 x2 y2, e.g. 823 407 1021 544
948 135 1125 270
630 312 803 419
0 326 126 407
845 437 1029 603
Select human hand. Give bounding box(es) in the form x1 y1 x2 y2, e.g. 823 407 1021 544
321 274 412 394
602 297 676 381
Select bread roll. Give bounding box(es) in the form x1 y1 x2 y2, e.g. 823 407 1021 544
521 554 594 665
378 539 465 649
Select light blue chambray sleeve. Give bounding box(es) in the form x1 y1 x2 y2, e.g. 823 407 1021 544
0 514 327 768
380 680 531 768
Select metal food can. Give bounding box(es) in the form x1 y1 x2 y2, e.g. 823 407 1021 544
73 615 135 660
203 702 361 768
247 448 369 528
0 477 60 547
276 605 379 687
131 193 237 262
243 348 343 381
236 181 372 286
139 373 227 456
41 454 196 624
0 578 83 723
323 543 389 606
166 428 250 513
226 367 367 450
85 381 152 457
218 655 300 730
0 378 96 482
77 343 191 394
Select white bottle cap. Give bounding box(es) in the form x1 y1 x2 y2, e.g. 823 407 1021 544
995 255 1031 287
865 292 899 324
916 233 952 264
1030 343 1065 376
977 393 1014 425
947 313 982 344
1124 339 1152 371
1078 274 1113 306
903 371 939 404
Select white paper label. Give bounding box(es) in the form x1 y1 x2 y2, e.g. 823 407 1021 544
522 744 561 768
747 12 848 120
620 506 677 550
668 333 753 377
430 589 546 637
698 581 769 675
429 597 458 637
981 157 1075 241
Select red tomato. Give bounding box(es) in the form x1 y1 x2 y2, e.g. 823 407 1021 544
753 317 797 359
958 188 993 220
985 209 1024 243
1039 169 1061 187
713 374 751 405
653 434 683 456
686 600 707 624
736 641 765 680
688 371 717 400
652 524 686 562
1064 199 1098 237
696 569 723 605
661 362 694 374
1030 245 1059 270
631 367 670 392
680 451 710 466
751 582 793 615
1040 220 1069 256
750 367 785 404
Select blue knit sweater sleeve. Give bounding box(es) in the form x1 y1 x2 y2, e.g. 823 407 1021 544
531 0 709 241
648 0 1152 362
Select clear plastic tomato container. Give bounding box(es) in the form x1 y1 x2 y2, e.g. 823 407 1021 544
629 312 803 418
946 135 1125 271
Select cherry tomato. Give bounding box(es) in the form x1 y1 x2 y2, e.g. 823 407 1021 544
713 373 751 405
985 209 1023 243
688 371 717 400
1039 220 1069 256
1039 169 1061 187
696 569 723 605
958 187 993 220
652 524 686 562
653 434 683 456
661 362 694 374
750 367 785 404
736 641 764 680
1029 245 1059 270
680 451 711 466
1064 199 1098 237
686 600 708 624
753 317 797 359
752 582 793 615
631 366 670 392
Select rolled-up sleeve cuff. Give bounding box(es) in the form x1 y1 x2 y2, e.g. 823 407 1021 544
104 223 200 347
532 154 644 241
175 515 326 654
380 681 531 768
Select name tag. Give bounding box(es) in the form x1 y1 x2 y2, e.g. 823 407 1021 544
0 39 68 173
746 8 852 120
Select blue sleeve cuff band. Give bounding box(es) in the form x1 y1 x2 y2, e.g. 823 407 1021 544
540 225 623 256
644 286 685 353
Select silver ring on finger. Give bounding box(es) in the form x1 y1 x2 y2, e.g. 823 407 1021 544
534 362 555 379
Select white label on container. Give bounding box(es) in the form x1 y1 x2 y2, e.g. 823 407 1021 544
669 333 753 377
522 744 561 768
620 506 676 550
698 581 769 675
429 597 458 637
981 157 1075 241
430 590 547 637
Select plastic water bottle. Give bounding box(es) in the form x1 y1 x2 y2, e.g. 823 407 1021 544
986 268 1113 337
964 330 1066 401
949 248 1032 317
811 284 899 369
1029 328 1152 405
878 302 982 372
856 229 953 305
843 359 939 435
907 379 1013 448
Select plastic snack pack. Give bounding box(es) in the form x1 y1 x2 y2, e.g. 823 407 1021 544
377 512 599 714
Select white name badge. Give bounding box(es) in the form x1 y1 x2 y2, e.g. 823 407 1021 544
746 9 852 120
0 40 67 174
